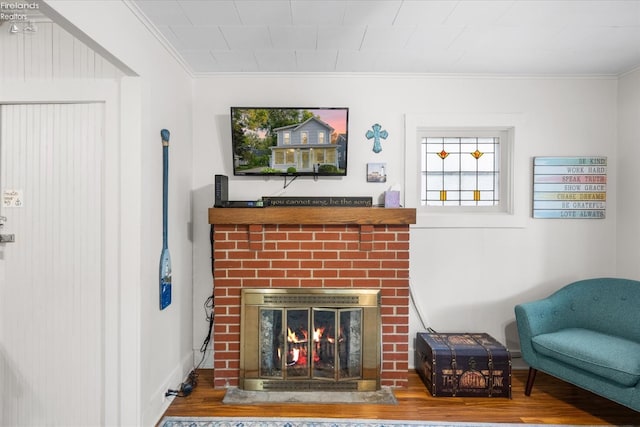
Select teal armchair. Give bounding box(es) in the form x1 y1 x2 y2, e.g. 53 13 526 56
515 277 640 412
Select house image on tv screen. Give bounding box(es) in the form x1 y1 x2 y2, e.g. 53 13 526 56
271 117 345 174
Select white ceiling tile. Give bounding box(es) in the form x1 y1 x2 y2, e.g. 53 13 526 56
170 26 228 50
360 26 415 50
587 50 640 74
453 48 555 74
498 0 640 27
450 26 562 51
577 0 640 26
178 0 240 25
405 26 465 51
269 26 318 50
156 25 188 50
291 0 348 25
393 0 459 25
444 0 515 26
295 50 339 72
318 26 366 50
221 26 272 49
496 2 571 27
410 49 467 73
455 45 632 75
342 0 403 25
135 1 191 26
180 50 218 72
254 50 297 71
235 0 292 25
210 50 259 71
335 50 382 72
366 49 421 72
554 26 640 51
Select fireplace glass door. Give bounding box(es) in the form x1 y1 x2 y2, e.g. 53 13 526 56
240 288 380 391
259 307 362 381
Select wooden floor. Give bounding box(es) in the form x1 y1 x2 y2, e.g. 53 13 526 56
160 369 639 425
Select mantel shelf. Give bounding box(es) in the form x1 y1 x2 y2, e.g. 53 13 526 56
209 207 416 225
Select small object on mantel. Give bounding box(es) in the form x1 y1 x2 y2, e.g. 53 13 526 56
384 191 400 208
384 183 401 207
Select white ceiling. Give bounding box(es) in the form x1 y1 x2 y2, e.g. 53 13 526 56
131 0 640 75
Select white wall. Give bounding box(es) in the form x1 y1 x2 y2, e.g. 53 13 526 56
42 1 194 425
0 21 123 80
192 74 618 364
616 67 640 278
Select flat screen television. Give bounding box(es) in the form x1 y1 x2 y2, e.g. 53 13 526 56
231 107 349 176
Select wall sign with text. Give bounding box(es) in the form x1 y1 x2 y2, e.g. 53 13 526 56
533 156 606 219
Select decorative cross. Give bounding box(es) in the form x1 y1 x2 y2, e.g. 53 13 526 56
365 123 388 153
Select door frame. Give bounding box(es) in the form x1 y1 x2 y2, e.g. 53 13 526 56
0 78 142 425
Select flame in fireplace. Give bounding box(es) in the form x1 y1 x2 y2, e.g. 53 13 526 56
286 325 341 367
287 327 308 344
286 327 309 366
313 327 335 344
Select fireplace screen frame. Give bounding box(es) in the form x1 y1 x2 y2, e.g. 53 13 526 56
239 288 381 391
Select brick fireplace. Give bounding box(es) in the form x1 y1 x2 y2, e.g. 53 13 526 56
209 206 416 389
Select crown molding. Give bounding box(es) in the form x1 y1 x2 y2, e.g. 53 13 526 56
123 0 195 78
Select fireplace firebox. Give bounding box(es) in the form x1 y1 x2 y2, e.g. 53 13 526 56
240 288 381 391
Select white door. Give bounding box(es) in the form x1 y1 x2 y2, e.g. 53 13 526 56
0 103 104 426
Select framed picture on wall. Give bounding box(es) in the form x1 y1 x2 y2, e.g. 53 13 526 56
367 163 387 183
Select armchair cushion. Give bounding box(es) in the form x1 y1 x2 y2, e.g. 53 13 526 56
532 328 640 387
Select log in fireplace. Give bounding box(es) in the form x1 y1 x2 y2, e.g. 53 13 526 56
240 288 381 391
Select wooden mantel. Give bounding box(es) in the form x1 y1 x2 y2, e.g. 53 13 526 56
209 207 416 225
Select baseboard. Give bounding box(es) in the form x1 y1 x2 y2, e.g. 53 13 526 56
146 352 194 427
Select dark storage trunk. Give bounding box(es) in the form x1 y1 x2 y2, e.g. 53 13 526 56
415 332 511 398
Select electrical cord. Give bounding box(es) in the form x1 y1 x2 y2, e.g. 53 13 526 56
409 277 429 330
195 294 214 371
166 295 214 399
165 370 199 397
166 223 216 398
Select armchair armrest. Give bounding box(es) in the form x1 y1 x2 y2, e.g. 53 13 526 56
515 296 569 367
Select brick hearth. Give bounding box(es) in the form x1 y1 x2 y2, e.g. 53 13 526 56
209 207 416 389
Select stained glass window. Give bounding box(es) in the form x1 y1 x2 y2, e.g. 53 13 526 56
421 136 500 206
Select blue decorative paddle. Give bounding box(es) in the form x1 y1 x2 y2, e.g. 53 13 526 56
159 129 172 310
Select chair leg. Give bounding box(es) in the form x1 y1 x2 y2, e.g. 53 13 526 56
525 368 537 396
